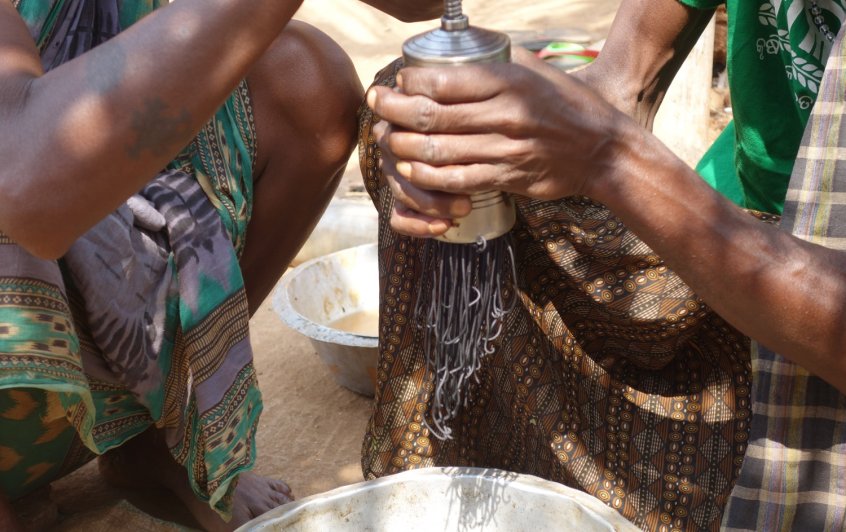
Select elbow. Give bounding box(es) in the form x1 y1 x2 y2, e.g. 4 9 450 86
16 236 71 262
0 183 72 261
0 221 72 261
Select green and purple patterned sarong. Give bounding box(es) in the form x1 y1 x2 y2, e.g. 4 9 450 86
0 0 262 518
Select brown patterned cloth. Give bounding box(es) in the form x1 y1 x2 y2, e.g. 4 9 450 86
358 60 768 532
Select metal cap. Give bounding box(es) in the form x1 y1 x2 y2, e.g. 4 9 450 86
401 7 516 243
403 22 511 67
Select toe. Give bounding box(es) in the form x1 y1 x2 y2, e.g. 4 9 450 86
272 480 293 496
271 491 292 505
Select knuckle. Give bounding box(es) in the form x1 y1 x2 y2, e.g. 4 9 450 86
374 130 390 152
384 132 400 154
388 180 408 204
414 99 438 132
422 135 439 163
498 105 523 135
389 214 406 234
450 166 468 190
429 71 450 101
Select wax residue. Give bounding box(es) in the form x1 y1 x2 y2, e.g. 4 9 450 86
328 310 379 337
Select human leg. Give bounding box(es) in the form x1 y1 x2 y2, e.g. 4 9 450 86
92 21 362 530
99 427 292 532
0 387 93 530
0 492 23 532
0 20 361 529
240 20 363 313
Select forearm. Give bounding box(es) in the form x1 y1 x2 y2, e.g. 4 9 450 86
593 127 846 392
578 0 714 127
0 0 301 258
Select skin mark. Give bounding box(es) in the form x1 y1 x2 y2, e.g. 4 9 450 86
126 97 193 159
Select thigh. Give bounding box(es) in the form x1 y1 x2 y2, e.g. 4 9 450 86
238 21 364 313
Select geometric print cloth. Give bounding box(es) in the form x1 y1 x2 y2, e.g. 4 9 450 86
721 23 846 532
359 60 761 532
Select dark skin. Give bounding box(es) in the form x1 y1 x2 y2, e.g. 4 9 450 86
367 0 846 395
0 0 441 259
0 0 441 530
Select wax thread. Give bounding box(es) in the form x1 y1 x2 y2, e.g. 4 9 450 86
415 235 517 440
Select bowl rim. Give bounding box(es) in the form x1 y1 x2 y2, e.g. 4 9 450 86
237 466 640 531
272 243 379 348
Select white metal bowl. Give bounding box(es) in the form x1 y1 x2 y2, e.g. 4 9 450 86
273 243 379 397
238 467 639 531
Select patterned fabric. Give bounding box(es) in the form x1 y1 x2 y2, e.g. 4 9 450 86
682 0 846 214
0 0 262 518
0 389 96 497
359 60 771 532
721 23 846 532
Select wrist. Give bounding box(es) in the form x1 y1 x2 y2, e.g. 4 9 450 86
579 117 639 202
581 119 684 208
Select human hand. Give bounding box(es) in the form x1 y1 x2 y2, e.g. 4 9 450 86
357 0 442 22
367 47 640 238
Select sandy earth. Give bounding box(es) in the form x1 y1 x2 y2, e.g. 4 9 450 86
13 0 727 529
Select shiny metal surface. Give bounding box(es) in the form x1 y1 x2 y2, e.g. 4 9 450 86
402 1 516 243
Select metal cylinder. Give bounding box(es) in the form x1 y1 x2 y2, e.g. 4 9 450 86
402 3 516 244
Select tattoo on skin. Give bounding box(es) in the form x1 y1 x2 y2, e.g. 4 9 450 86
126 97 192 159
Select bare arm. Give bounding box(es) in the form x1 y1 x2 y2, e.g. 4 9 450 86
0 0 307 259
356 0 442 22
576 0 715 127
0 0 439 260
591 126 846 394
366 48 846 394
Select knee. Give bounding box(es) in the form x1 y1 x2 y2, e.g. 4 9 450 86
249 21 364 175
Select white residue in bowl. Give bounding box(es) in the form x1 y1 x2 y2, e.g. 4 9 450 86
328 309 379 337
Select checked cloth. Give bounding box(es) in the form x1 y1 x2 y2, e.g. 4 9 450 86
721 23 846 532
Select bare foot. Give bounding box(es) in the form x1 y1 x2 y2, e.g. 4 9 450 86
99 428 293 531
0 492 25 532
12 486 59 531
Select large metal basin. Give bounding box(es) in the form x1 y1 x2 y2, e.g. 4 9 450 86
238 467 638 531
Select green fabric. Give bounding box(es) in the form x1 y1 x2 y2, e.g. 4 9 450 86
695 120 745 206
170 87 256 257
680 0 845 214
17 0 167 48
2 0 260 513
0 389 86 499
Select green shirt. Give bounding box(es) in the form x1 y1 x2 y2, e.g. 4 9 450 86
680 0 845 213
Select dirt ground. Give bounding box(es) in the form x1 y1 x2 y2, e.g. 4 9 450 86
15 0 731 529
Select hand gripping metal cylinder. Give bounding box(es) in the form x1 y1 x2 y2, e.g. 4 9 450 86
402 1 517 244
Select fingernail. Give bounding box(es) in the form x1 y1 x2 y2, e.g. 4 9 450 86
366 89 377 109
396 161 412 179
428 220 449 234
396 73 403 89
